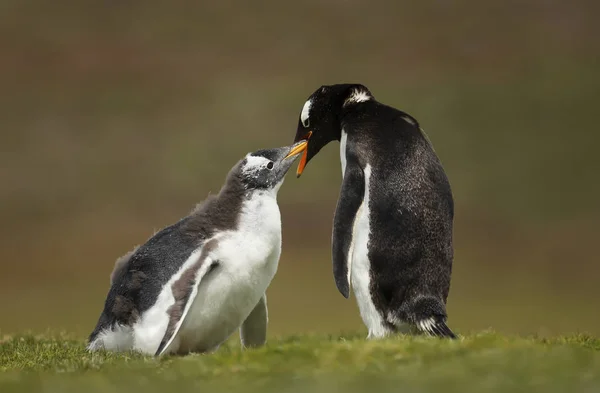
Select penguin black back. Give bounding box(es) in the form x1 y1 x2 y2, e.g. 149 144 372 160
354 102 454 328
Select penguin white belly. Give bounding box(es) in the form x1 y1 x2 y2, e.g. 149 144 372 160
164 192 282 354
346 164 390 339
174 234 280 353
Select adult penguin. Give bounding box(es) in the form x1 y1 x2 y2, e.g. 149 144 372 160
291 84 456 339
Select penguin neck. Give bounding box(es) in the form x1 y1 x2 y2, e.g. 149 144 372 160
243 186 279 205
338 100 375 137
185 171 247 236
185 166 281 238
237 188 282 241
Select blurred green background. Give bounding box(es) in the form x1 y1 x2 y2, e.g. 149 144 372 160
1 0 599 339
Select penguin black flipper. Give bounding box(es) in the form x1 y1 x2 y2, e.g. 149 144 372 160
332 150 365 298
154 239 219 356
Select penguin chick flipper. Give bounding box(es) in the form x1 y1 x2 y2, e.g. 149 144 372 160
240 294 268 348
154 253 219 356
332 153 365 298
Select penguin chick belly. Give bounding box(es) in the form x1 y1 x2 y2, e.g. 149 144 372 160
171 194 282 354
348 164 393 339
175 237 280 353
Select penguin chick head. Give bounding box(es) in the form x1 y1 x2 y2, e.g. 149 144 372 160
292 83 373 177
237 140 308 192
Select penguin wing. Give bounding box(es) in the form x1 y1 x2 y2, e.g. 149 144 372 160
332 151 365 298
154 239 219 356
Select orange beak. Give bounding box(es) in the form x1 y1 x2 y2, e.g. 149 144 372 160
284 131 312 177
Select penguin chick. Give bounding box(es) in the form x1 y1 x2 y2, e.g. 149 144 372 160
292 84 456 339
87 141 308 355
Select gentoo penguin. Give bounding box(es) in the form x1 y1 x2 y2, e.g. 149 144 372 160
87 140 308 356
292 84 456 339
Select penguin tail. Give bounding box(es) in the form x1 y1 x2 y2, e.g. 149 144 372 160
397 295 457 339
87 322 134 352
416 317 457 339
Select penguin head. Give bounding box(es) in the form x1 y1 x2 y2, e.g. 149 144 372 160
238 140 308 192
292 83 373 177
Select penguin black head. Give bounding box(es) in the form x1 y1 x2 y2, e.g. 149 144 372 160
291 83 373 177
237 140 308 192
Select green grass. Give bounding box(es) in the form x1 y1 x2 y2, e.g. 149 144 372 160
1 332 599 392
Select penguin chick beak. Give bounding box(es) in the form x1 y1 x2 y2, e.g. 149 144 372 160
285 131 312 178
272 140 308 184
283 138 309 161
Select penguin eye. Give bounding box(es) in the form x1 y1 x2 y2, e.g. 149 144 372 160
267 161 274 170
302 118 310 128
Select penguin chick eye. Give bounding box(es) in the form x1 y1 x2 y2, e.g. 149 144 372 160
267 161 274 170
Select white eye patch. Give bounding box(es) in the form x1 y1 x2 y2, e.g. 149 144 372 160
300 99 312 128
243 155 271 175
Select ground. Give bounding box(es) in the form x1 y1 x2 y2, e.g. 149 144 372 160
1 332 599 392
